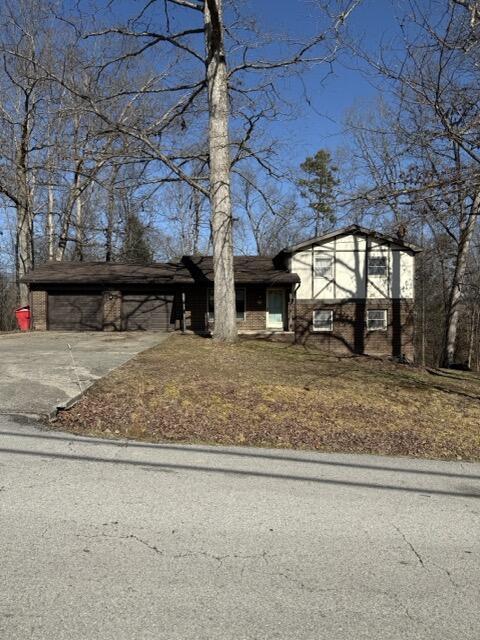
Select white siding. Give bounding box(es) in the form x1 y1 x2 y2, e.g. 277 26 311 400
336 235 366 251
335 247 366 298
292 233 415 300
291 250 312 299
392 250 415 298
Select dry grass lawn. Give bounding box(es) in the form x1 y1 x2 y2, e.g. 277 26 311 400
52 334 480 460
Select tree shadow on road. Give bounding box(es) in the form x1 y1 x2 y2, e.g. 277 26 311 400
1 429 480 499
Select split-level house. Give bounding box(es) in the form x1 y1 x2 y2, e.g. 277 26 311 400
24 225 421 359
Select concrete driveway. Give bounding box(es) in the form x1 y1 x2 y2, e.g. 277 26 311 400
0 416 479 639
0 332 168 417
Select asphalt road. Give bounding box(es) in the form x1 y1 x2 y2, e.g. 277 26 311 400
1 416 479 640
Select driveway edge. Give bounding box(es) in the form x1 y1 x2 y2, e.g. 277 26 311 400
49 386 94 421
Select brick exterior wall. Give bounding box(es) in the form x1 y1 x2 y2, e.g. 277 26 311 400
295 299 415 360
181 284 291 333
30 289 47 331
29 284 293 333
28 282 413 358
244 285 268 330
103 290 122 331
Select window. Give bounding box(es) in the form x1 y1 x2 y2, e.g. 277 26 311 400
368 255 387 277
235 289 246 321
367 309 387 331
313 309 333 332
207 289 214 322
207 288 246 322
314 253 333 279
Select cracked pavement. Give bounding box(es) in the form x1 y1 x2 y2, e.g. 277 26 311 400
0 416 479 639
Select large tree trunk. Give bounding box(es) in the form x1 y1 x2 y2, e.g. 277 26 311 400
16 202 33 307
105 192 114 262
191 185 201 255
56 158 84 262
46 185 55 261
105 166 118 262
16 100 34 307
442 193 480 367
204 0 237 342
74 195 84 261
467 307 478 370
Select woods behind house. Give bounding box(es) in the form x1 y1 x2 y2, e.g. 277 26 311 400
0 0 478 367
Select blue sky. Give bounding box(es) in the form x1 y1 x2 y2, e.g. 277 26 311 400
59 0 405 252
79 0 402 166
251 0 401 166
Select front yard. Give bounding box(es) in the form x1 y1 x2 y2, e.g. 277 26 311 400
52 334 480 460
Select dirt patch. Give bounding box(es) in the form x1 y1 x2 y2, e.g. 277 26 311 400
52 334 480 460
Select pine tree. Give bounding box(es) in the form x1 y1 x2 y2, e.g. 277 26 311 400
120 214 153 264
297 149 339 235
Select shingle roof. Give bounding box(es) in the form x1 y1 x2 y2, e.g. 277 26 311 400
22 256 299 286
181 256 299 284
281 224 423 254
22 261 194 285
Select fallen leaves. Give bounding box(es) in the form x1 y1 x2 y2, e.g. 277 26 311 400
51 335 480 460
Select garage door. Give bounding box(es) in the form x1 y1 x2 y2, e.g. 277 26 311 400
121 292 174 331
48 292 103 331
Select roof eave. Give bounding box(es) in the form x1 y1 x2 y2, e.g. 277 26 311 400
23 275 300 285
23 277 196 285
280 225 423 254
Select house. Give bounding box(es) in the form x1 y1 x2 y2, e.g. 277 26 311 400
23 225 421 359
281 225 421 360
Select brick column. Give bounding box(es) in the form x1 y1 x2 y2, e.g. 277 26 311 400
244 286 267 330
30 290 47 331
103 290 122 331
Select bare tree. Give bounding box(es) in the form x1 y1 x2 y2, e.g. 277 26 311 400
159 177 209 257
234 170 301 255
0 0 359 335
203 0 236 340
0 1 49 304
343 0 480 366
29 0 358 341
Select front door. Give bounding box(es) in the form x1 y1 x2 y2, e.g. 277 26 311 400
267 289 285 329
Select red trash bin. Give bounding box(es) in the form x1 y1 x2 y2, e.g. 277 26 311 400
15 306 31 331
